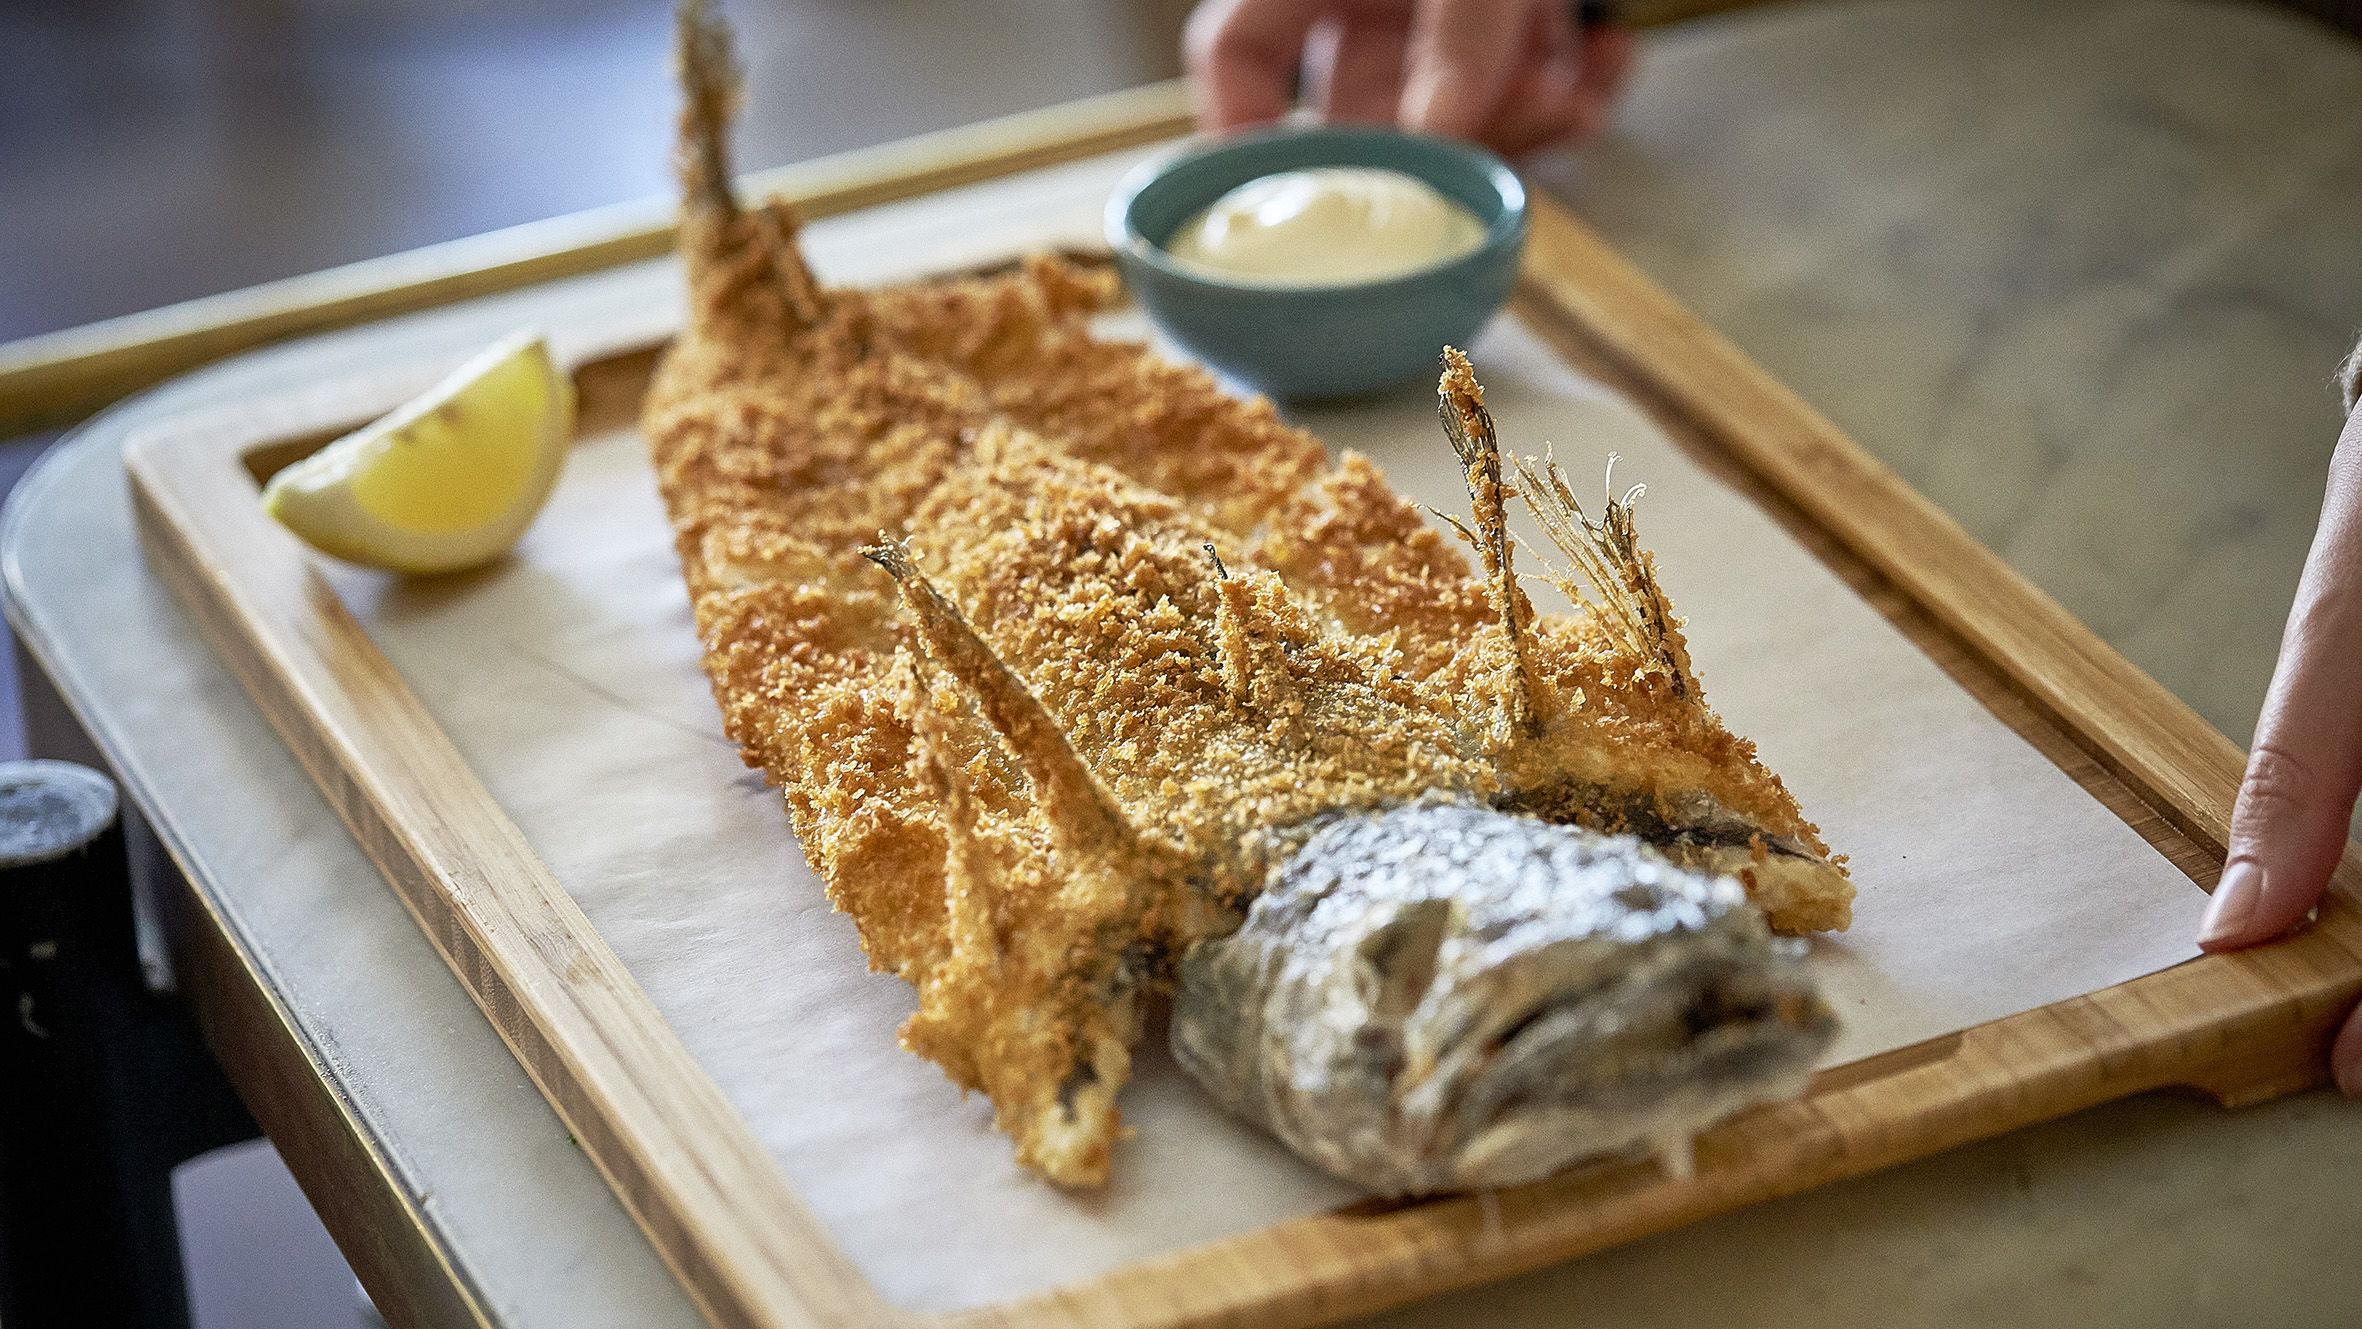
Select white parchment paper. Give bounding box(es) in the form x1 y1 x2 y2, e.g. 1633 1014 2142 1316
319 225 2205 1314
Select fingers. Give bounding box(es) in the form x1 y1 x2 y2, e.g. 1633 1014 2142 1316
1309 10 1412 124
1186 0 1327 131
1479 2 1586 154
2199 404 2362 952
1190 0 1637 152
1398 0 1535 140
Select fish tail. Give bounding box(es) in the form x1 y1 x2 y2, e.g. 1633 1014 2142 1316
673 0 741 219
671 0 827 329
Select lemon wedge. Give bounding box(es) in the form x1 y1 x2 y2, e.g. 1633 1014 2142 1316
263 332 573 574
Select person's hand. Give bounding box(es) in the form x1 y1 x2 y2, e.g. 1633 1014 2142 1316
2196 346 2362 1097
1184 0 1637 156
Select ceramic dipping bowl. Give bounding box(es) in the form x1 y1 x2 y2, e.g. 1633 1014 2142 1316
1106 123 1527 401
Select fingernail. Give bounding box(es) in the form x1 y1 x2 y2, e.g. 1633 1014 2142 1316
2196 860 2265 949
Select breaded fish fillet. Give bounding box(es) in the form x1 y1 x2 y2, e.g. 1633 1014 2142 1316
644 2 1849 1187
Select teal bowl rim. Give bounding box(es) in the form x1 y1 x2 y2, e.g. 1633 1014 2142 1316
1104 123 1529 298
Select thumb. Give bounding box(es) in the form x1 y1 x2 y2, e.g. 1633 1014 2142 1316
2200 400 2362 950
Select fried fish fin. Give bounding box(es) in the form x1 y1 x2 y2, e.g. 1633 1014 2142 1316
673 0 739 218
1512 449 1696 698
863 537 1145 860
1471 433 1855 933
671 0 825 355
894 644 1148 1185
1437 346 1542 743
864 536 1206 1184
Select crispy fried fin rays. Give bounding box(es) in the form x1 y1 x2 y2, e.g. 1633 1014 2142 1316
1437 347 1542 742
1514 451 1696 699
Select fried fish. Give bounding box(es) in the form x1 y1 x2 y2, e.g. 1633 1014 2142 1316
644 1 1849 1190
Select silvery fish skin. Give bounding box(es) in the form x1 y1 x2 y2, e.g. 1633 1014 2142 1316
1172 800 1836 1196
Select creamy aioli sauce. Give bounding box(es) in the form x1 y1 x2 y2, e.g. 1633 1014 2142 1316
1163 167 1486 287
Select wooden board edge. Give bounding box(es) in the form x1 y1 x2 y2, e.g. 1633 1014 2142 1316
122 419 913 1329
0 79 1195 437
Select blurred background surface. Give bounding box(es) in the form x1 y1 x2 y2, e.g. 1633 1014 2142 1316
0 0 1194 343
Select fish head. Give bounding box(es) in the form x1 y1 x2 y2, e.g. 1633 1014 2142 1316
1171 799 1836 1196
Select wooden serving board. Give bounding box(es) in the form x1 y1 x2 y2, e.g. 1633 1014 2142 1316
122 99 2362 1329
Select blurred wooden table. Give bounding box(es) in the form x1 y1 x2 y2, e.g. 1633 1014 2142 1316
7 2 2362 1327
